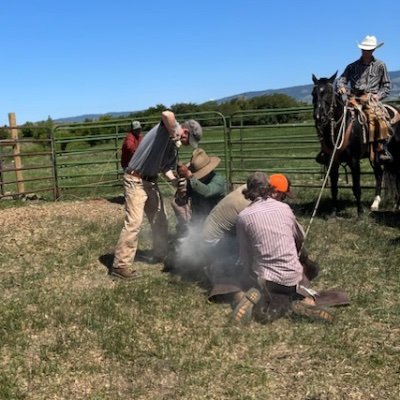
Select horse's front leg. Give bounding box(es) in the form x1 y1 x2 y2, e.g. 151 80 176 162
330 163 339 218
370 162 383 211
351 161 364 217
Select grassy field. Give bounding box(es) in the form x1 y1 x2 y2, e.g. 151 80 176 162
1 185 399 399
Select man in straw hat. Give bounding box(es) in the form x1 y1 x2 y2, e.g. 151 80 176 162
171 148 226 235
110 111 203 280
163 148 226 276
232 173 348 324
335 35 392 162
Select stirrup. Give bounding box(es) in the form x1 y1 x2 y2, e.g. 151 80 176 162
378 151 393 163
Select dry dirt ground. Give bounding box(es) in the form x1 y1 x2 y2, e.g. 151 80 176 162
0 198 123 230
0 198 136 311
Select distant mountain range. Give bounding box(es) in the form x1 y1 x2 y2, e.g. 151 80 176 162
55 70 400 123
218 70 400 104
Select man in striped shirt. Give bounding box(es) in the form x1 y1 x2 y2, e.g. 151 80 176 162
337 35 392 162
233 173 332 323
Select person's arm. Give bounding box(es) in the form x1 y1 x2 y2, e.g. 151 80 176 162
161 111 183 140
336 65 350 94
293 216 305 253
125 133 138 154
237 216 252 270
190 174 226 198
377 63 391 100
163 169 177 181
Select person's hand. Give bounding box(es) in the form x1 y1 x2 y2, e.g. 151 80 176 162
169 123 183 141
337 86 347 95
372 94 380 101
177 163 192 179
177 178 187 194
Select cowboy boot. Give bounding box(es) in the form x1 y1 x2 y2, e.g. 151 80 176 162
377 140 393 163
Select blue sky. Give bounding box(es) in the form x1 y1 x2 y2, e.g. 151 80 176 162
1 0 399 126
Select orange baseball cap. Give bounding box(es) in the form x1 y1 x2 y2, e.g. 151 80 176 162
268 174 294 198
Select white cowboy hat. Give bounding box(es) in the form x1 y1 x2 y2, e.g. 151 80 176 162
189 148 221 179
357 35 384 50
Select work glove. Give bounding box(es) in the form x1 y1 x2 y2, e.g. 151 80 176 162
170 122 183 148
177 163 192 179
173 139 182 148
176 178 187 194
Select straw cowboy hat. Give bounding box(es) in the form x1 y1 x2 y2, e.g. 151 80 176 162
189 148 221 179
357 35 383 50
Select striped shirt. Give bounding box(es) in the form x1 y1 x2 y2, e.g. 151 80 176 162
337 56 391 100
237 197 304 287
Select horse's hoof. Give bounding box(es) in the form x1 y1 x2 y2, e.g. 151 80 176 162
370 196 381 211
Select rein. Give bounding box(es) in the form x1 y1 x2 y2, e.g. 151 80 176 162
303 86 349 248
330 104 347 150
302 121 345 246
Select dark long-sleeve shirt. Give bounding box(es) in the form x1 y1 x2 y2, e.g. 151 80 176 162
337 56 391 100
188 172 226 223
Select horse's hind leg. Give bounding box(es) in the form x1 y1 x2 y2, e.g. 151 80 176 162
330 164 339 218
351 162 364 217
370 162 383 211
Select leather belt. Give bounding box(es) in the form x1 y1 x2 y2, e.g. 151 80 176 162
126 169 157 182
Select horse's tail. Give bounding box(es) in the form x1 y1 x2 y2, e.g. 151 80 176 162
383 169 400 209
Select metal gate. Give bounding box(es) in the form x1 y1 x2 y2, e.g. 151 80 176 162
1 107 379 200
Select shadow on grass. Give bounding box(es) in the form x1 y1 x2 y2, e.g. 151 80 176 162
98 253 113 271
370 210 400 230
105 195 124 205
292 197 363 219
98 249 160 271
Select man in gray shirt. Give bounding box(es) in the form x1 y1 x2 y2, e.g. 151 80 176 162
336 35 392 162
111 111 202 279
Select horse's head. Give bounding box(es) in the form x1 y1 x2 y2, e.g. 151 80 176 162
311 72 338 126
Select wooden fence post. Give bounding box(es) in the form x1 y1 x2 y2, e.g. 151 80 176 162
8 112 25 194
0 158 4 196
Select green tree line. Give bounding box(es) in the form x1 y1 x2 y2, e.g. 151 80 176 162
2 93 308 142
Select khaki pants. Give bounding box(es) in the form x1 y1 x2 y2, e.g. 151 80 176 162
112 173 168 269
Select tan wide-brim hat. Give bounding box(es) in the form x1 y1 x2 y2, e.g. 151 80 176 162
190 148 221 179
357 35 384 50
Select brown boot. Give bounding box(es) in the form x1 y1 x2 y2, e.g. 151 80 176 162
290 300 334 323
109 267 140 280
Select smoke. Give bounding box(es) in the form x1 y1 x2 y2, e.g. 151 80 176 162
165 221 209 281
165 220 241 290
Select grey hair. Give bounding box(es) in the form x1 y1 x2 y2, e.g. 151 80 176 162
242 171 269 201
181 119 203 143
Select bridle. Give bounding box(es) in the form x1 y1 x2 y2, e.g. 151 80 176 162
313 81 347 148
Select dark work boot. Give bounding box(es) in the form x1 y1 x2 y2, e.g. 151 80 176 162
109 268 140 280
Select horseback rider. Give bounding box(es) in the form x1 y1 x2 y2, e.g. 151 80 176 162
316 35 392 164
338 35 392 162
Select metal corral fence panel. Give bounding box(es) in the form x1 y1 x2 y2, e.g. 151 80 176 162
52 111 227 199
0 128 57 200
227 107 378 190
2 105 386 201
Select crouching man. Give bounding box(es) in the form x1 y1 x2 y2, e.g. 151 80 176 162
233 172 348 324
